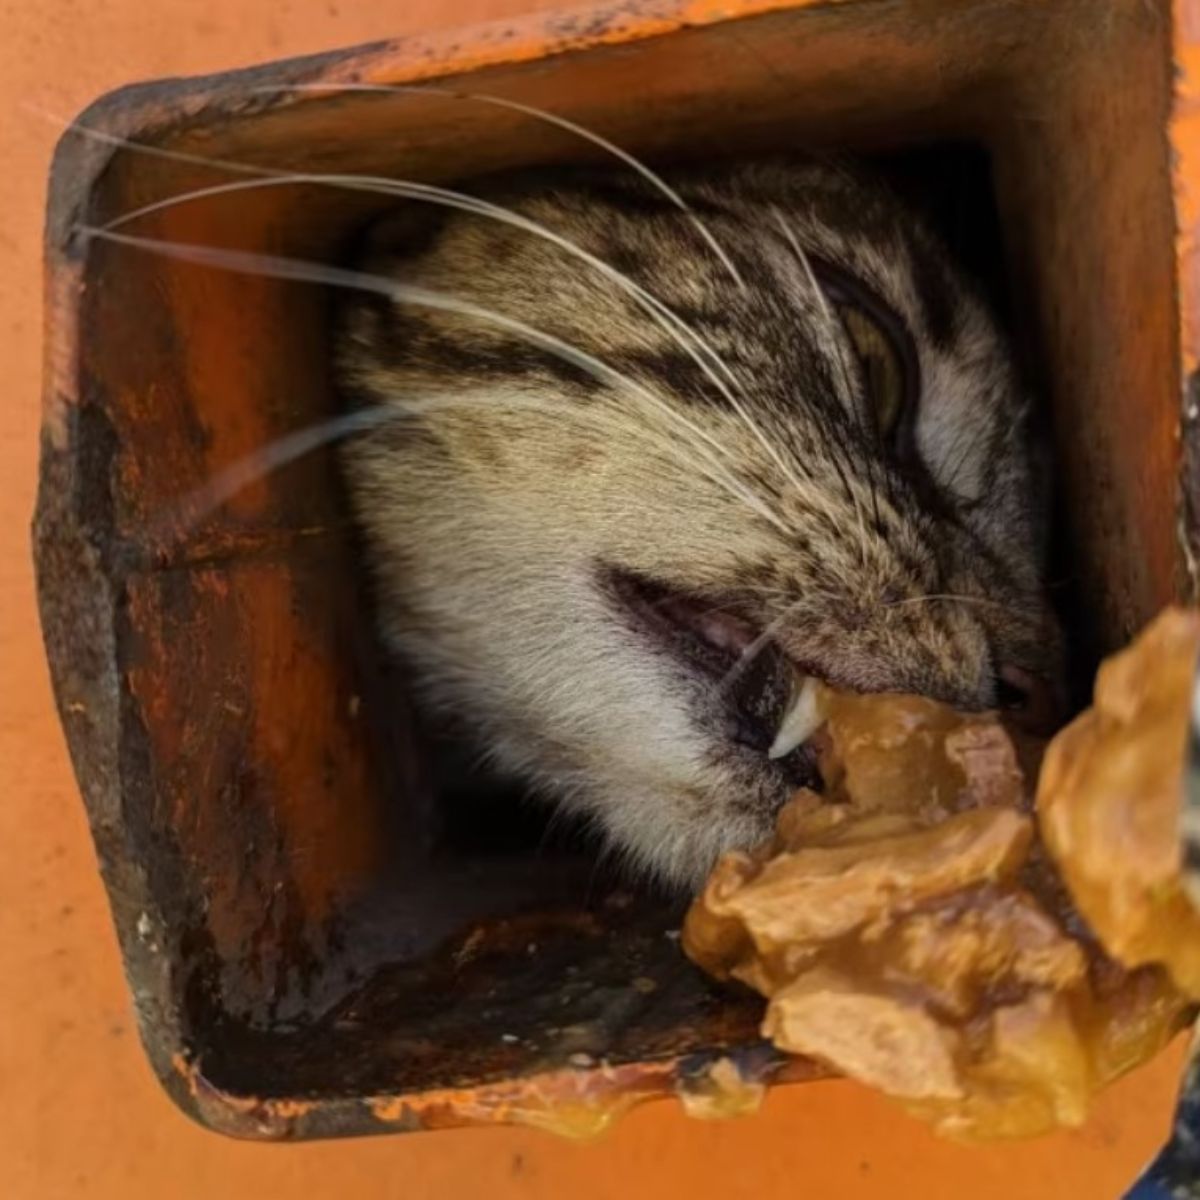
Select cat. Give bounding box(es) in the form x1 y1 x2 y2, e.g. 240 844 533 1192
334 156 1060 888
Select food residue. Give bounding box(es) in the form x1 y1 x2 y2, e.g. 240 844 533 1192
683 610 1200 1140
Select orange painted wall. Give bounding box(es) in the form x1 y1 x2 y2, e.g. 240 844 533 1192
0 2 1186 1196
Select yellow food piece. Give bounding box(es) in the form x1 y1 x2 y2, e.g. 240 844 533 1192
1038 607 1200 996
683 627 1199 1140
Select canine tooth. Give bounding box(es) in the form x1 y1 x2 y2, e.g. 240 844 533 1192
768 673 823 760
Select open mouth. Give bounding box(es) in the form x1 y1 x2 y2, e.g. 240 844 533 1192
604 568 826 790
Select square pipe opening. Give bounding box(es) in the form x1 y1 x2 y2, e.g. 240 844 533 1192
35 0 1188 1138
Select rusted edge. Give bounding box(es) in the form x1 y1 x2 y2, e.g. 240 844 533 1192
31 420 200 1122
165 1041 824 1141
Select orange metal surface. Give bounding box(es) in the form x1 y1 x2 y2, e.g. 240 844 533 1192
0 0 1190 1196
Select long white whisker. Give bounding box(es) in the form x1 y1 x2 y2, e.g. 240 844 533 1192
33 99 738 294
883 592 1018 614
27 102 286 179
772 206 872 563
39 106 795 534
37 104 751 412
772 208 852 402
164 388 778 549
79 225 790 536
109 177 796 543
103 173 750 409
172 409 391 524
265 89 822 530
717 598 810 692
381 392 778 531
248 82 746 292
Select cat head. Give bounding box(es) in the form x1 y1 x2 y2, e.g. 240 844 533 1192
338 158 1059 885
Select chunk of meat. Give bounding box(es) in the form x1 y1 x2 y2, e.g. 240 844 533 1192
683 623 1199 1140
1038 607 1200 995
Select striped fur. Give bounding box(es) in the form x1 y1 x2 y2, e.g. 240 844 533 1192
336 158 1058 886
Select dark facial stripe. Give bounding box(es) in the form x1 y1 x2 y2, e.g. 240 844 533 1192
372 310 607 396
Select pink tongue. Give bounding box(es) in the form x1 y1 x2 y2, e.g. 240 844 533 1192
659 596 758 656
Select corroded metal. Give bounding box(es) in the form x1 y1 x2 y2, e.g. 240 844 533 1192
33 0 1195 1143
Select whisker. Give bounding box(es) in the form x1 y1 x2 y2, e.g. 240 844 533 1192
639 597 764 626
28 101 290 180
40 105 796 538
78 226 789 537
883 592 1020 614
248 82 747 292
167 388 780 550
375 391 789 538
772 207 874 559
713 587 857 695
35 94 742 291
716 598 811 692
102 173 751 417
161 409 393 536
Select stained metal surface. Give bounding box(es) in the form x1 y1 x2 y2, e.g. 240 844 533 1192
28 0 1196 1161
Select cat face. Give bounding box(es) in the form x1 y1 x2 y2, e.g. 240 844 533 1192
337 158 1059 886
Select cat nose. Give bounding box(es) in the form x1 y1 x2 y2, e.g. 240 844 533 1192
995 663 1062 734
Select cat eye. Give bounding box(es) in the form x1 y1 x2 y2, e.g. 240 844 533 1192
809 258 920 449
837 304 906 439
